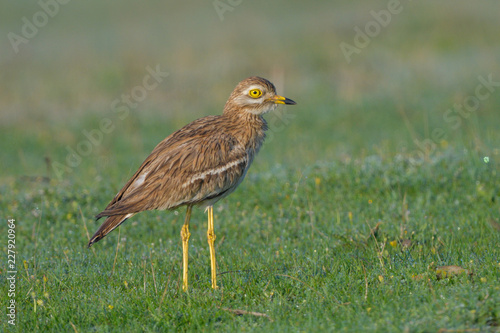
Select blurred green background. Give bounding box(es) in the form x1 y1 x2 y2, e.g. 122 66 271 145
1 0 498 183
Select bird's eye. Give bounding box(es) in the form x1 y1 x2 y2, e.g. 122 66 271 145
248 89 262 98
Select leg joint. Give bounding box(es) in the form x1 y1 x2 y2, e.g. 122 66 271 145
181 225 191 241
207 229 216 242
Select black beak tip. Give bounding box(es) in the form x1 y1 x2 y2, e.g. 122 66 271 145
285 98 296 105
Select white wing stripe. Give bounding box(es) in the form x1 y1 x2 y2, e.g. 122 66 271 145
181 156 247 188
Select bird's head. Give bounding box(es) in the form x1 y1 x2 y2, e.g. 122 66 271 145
224 76 296 116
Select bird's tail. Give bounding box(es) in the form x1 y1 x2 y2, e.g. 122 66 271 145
88 213 134 248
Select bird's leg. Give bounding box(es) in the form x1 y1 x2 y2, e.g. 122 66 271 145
181 205 192 291
207 206 218 289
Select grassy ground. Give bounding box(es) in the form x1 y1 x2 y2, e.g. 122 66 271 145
1 0 499 332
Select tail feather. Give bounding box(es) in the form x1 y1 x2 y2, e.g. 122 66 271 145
88 213 134 248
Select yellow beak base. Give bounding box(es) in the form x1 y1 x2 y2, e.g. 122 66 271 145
271 95 296 105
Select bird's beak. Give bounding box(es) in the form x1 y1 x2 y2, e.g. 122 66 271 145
270 95 296 105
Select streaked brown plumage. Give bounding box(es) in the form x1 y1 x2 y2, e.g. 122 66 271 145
88 76 296 290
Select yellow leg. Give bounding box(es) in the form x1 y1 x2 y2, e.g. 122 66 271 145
207 206 218 289
181 205 192 291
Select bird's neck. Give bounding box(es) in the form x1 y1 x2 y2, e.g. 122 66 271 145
222 111 268 155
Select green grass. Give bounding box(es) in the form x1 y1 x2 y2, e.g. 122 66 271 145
2 153 499 331
1 0 500 332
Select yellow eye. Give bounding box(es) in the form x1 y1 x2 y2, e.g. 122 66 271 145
248 89 262 98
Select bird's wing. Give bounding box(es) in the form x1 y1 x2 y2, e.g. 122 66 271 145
96 116 249 218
